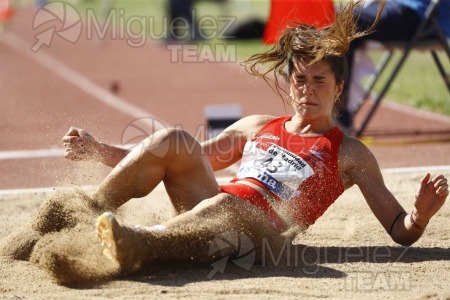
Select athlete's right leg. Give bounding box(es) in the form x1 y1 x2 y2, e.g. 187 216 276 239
20 128 218 260
92 128 220 212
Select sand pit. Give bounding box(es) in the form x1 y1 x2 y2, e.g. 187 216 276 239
0 172 449 299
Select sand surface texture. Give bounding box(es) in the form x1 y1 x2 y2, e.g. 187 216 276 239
1 172 449 299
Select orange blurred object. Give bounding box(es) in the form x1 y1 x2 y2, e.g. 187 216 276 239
0 0 14 22
263 0 335 44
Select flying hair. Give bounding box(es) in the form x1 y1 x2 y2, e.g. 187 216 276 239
241 0 385 99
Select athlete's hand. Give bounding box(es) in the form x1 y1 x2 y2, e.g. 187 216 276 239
414 173 448 220
62 127 101 161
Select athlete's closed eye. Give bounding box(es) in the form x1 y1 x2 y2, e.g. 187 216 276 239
294 76 306 83
294 75 326 84
313 76 326 83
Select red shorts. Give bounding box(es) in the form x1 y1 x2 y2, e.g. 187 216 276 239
219 182 285 231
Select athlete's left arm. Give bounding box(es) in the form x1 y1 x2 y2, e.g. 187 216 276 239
342 137 448 246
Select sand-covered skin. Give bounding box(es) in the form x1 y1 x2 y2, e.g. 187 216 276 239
0 173 449 299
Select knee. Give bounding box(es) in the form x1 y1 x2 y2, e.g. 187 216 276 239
164 128 194 141
144 128 195 146
138 128 200 158
161 128 201 155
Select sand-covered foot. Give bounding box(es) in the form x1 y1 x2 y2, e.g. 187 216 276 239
96 212 143 273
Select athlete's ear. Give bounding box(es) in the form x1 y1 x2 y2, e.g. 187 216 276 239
335 80 344 99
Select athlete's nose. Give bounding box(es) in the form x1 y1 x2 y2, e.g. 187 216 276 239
302 81 314 95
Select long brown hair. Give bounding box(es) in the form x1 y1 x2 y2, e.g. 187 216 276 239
241 0 384 99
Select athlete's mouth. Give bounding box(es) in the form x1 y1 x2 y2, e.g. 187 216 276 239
299 101 318 106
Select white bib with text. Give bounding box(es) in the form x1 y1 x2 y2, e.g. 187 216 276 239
236 141 314 201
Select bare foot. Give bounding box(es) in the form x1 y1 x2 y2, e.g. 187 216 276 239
96 212 142 273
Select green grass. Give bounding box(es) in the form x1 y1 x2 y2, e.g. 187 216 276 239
369 51 450 115
54 0 450 116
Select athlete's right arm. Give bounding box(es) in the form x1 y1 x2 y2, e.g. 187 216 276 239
62 127 129 168
63 115 275 170
201 115 275 171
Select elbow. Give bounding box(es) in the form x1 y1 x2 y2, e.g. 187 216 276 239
396 240 413 247
391 234 416 247
389 213 421 247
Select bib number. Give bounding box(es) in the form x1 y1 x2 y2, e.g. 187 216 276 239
236 142 314 201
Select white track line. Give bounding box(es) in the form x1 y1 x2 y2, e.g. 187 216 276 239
0 144 135 160
0 185 97 197
0 177 231 196
0 148 64 160
0 32 169 129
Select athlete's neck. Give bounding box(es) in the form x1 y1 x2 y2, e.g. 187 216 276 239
286 115 334 136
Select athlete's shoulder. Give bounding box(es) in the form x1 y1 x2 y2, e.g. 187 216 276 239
342 132 367 146
339 134 378 170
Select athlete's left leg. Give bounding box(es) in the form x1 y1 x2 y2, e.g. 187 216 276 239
96 192 284 274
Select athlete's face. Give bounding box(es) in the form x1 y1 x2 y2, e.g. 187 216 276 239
289 59 343 120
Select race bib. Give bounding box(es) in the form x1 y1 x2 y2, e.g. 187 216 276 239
236 142 314 201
